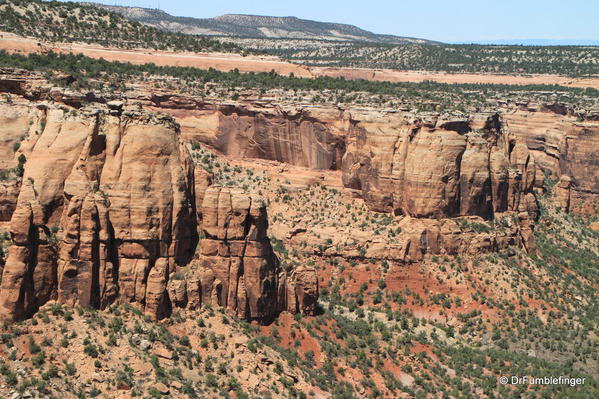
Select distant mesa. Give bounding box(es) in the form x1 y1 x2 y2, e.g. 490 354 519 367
90 3 435 44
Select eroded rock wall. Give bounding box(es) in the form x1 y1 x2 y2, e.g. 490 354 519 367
1 72 596 215
0 106 197 321
342 113 539 220
0 101 318 323
168 187 318 321
153 99 596 215
148 100 346 170
504 108 599 213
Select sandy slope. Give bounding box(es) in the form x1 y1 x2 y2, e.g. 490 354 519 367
1 32 598 89
314 67 599 89
0 33 314 76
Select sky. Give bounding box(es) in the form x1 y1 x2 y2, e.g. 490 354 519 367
68 0 599 44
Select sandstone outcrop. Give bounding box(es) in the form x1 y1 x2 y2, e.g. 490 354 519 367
167 187 319 321
149 101 347 170
0 102 318 323
197 187 280 320
150 98 596 216
148 100 597 216
504 109 599 213
0 106 198 321
0 181 19 221
554 175 572 212
342 113 539 220
193 165 213 227
1 70 597 217
273 210 535 264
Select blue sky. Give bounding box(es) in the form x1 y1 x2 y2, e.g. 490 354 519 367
70 0 598 43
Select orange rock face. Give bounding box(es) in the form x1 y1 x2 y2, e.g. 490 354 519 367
198 187 279 320
504 108 599 213
0 104 318 323
151 102 347 171
0 107 197 321
342 113 539 220
150 100 596 216
0 180 19 221
168 187 319 321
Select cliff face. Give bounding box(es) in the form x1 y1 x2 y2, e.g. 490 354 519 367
0 106 197 321
168 187 318 321
0 181 19 222
150 99 596 216
342 113 539 220
148 99 347 170
0 101 318 323
4 76 595 214
1 74 596 324
504 109 599 212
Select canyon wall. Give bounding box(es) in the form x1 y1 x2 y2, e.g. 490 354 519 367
0 102 317 322
504 108 599 212
2 73 595 214
0 105 198 321
147 97 596 216
169 187 318 320
342 112 540 220
148 98 347 170
0 71 595 323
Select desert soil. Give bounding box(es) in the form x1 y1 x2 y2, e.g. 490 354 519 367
1 32 599 89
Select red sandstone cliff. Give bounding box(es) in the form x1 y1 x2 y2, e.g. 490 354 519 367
504 109 599 212
341 113 539 220
146 98 596 216
0 106 197 321
1 71 597 325
0 103 317 322
2 71 596 214
168 186 318 320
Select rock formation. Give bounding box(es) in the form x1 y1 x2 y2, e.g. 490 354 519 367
342 113 539 220
504 108 599 213
148 100 347 170
0 102 318 323
2 71 595 214
554 175 572 212
275 211 535 264
150 99 596 216
0 181 19 222
0 106 197 321
167 187 318 321
7 70 599 324
147 100 547 223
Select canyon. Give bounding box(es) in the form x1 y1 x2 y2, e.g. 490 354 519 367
0 1 597 397
0 98 318 323
146 94 598 216
0 70 597 322
0 68 597 398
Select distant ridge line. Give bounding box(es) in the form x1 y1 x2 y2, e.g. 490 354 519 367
88 3 437 44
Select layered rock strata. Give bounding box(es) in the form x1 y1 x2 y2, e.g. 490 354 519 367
168 187 318 320
0 106 198 321
149 98 597 215
342 113 540 220
504 109 599 213
148 101 347 171
272 210 536 264
2 71 596 213
0 102 318 323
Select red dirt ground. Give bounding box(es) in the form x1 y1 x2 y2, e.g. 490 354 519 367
2 32 599 90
